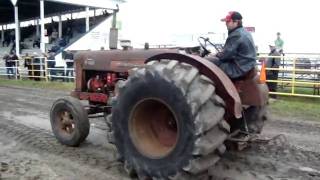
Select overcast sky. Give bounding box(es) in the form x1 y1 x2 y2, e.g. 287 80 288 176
116 0 320 53
11 0 317 53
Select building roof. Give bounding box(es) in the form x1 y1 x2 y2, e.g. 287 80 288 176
0 0 121 25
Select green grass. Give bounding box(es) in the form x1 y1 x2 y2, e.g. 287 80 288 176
269 96 320 122
277 85 318 95
0 77 74 91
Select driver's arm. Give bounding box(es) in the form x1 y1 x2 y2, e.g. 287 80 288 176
216 35 241 62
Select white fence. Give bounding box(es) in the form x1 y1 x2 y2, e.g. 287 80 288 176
0 56 74 81
1 53 320 97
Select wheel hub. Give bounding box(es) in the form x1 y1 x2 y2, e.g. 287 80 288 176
59 111 75 134
129 99 179 159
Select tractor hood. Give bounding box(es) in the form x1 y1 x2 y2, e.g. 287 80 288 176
75 49 179 71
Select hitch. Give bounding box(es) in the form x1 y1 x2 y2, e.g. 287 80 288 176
227 130 287 151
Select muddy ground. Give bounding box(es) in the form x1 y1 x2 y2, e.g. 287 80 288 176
0 86 320 180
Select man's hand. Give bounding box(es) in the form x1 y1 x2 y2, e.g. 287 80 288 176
215 52 224 58
200 48 211 57
204 54 219 64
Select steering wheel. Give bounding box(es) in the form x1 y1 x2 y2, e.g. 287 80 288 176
198 37 222 57
198 37 211 57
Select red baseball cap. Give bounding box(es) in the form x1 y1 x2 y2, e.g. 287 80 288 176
221 11 243 22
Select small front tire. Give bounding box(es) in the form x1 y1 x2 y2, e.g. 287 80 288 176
50 96 90 146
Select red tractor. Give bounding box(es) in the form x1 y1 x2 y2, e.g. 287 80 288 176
50 40 268 179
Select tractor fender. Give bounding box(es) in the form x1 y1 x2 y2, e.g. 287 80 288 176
146 52 242 119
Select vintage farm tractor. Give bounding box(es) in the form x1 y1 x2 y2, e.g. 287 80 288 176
50 39 269 179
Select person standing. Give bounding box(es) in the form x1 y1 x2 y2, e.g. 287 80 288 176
274 32 284 53
24 53 33 79
3 54 13 79
64 50 74 82
266 44 281 98
5 52 18 79
51 29 58 44
47 52 56 81
11 52 19 79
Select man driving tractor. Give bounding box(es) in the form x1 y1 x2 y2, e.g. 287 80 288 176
207 11 257 79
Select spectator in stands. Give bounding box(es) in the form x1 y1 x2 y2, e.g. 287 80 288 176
65 27 73 43
9 41 22 54
64 50 74 82
2 32 11 47
51 29 58 43
58 38 67 47
66 18 73 31
10 30 15 44
24 53 33 79
47 52 56 81
103 10 111 16
49 44 60 53
33 37 40 48
11 42 15 54
266 43 281 98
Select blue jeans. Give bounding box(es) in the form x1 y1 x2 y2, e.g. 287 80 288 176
49 69 56 81
65 66 74 82
6 67 14 79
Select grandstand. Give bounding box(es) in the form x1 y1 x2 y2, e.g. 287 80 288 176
1 0 122 67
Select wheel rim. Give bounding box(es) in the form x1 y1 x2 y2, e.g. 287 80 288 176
57 110 75 135
129 98 179 159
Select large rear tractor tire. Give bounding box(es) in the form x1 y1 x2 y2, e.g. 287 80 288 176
50 96 90 146
110 60 230 179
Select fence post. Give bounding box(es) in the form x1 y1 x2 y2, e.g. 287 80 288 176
31 58 34 78
40 57 43 80
45 57 48 82
281 54 285 89
64 66 67 82
15 59 18 80
292 58 296 94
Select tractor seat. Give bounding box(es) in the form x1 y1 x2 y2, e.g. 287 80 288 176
231 68 256 92
232 68 256 82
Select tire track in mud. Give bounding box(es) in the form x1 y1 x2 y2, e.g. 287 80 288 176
0 119 129 179
211 136 320 180
1 117 320 180
0 86 64 112
265 118 320 153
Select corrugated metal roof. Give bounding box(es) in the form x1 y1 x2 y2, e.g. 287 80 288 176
0 0 122 25
46 0 122 9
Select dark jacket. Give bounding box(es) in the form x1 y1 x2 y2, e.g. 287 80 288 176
24 56 32 67
216 26 256 78
4 55 11 67
64 52 74 67
266 49 281 76
6 54 18 67
47 55 56 68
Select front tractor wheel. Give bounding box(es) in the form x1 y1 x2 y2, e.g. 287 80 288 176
110 60 230 179
50 96 90 146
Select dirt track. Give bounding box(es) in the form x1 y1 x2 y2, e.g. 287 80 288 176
0 86 320 180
